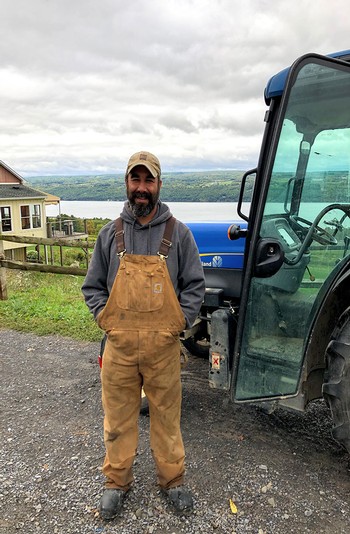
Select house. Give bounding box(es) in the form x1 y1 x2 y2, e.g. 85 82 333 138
0 160 60 260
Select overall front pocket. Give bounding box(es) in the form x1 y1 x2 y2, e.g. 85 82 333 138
116 263 165 312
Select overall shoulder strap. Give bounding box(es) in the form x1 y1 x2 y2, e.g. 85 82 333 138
115 216 176 258
158 216 176 259
115 218 126 256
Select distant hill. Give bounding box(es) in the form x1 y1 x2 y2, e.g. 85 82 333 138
27 171 249 202
28 169 350 203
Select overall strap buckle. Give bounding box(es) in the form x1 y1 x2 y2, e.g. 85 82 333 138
117 248 126 258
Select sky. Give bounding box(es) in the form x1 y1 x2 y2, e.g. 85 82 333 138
1 0 349 177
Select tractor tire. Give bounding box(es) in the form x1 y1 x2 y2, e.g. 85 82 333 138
322 307 350 453
182 336 210 359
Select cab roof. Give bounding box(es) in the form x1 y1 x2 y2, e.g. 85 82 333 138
264 49 350 103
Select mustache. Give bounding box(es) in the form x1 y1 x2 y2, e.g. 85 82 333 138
133 192 152 200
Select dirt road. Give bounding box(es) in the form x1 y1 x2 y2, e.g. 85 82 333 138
1 329 350 533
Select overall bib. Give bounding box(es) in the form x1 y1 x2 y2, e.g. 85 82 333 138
98 218 187 491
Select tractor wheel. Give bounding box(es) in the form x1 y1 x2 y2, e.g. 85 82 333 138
182 336 210 359
322 307 350 453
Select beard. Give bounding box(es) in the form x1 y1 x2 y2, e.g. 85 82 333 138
127 188 159 218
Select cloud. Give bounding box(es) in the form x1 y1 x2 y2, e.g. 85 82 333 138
0 0 349 175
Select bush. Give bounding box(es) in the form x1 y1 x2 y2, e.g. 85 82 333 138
26 250 39 263
63 248 87 267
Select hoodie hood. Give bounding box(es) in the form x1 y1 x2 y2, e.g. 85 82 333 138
119 200 173 255
120 200 172 228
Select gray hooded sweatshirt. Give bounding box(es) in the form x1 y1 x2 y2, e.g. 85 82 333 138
82 200 205 328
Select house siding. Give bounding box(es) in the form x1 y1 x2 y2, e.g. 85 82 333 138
0 162 53 258
1 198 47 252
0 166 21 184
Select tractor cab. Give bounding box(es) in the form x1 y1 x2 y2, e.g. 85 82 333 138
230 51 350 410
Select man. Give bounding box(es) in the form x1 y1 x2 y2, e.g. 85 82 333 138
82 151 205 520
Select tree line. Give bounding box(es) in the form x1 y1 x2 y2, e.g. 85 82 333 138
29 170 349 203
29 171 247 202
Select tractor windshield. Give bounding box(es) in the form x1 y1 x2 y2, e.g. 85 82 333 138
234 57 350 401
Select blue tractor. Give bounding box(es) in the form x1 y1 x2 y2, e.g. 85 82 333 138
183 50 350 454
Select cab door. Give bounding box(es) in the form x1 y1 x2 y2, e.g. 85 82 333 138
231 53 350 402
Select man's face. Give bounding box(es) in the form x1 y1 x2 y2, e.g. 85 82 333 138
126 165 162 218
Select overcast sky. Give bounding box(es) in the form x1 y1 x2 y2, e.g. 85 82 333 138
1 0 348 177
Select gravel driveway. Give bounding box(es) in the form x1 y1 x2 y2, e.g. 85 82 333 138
1 329 350 533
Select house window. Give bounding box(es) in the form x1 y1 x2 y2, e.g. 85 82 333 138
32 205 41 228
21 204 42 229
1 206 12 232
21 205 31 229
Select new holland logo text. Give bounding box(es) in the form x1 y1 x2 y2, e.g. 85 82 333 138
201 255 223 268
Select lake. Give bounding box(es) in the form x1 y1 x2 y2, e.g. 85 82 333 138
46 201 248 222
46 200 339 223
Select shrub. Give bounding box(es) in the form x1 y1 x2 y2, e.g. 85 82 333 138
26 250 39 262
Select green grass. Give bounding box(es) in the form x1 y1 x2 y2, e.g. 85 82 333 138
0 270 102 342
1 248 345 342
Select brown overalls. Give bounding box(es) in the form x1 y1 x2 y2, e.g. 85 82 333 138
97 218 187 491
